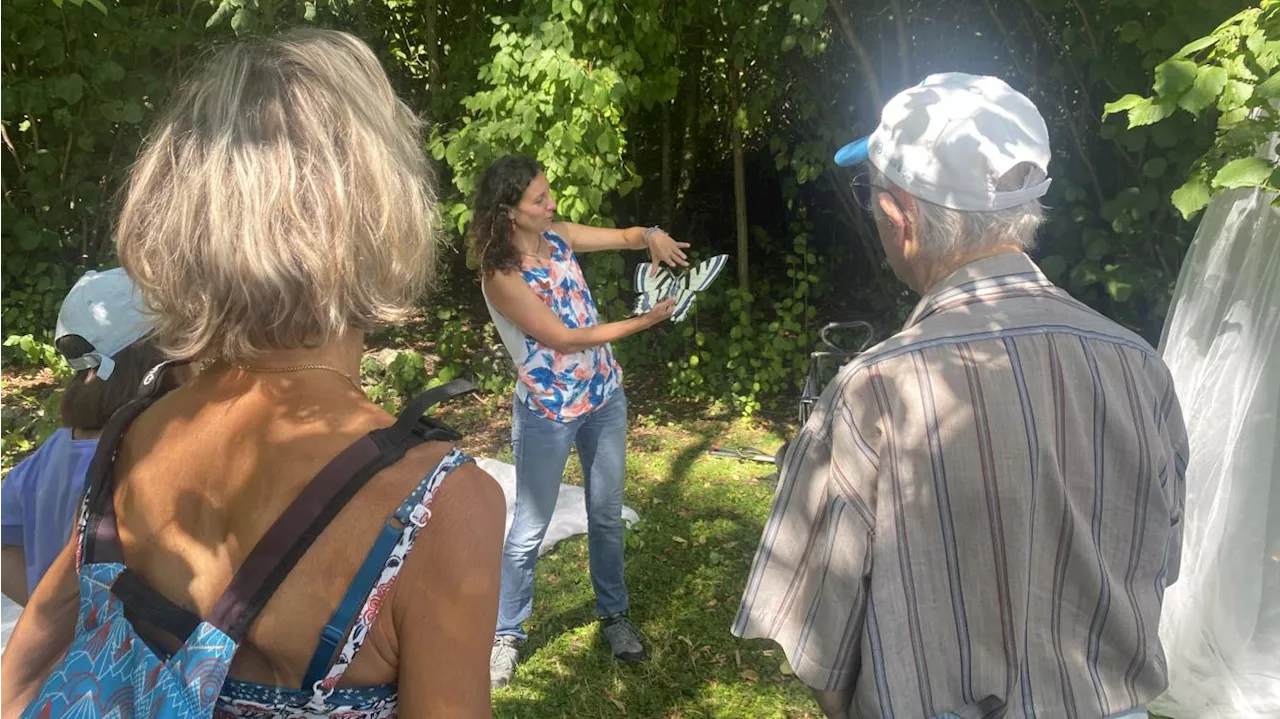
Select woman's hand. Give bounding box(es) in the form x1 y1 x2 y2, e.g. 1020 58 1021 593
643 298 676 326
645 229 691 275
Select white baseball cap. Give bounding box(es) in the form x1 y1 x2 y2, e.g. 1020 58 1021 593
55 268 151 380
834 72 1052 211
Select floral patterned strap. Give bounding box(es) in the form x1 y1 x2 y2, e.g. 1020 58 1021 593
307 448 472 708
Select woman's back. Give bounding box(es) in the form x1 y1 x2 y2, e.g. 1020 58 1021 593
120 368 400 685
0 29 504 718
110 363 503 714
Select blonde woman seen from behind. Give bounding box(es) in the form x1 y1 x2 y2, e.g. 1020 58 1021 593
0 29 504 718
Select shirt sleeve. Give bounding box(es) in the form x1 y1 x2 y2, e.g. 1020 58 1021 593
1 452 34 547
732 375 881 692
1160 370 1190 588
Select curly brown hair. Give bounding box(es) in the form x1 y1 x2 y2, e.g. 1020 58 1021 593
468 155 541 277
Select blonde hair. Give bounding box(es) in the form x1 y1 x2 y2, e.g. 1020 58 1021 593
117 29 437 362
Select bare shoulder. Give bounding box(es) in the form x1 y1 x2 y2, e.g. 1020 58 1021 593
386 449 505 625
549 220 578 245
386 445 505 563
485 268 528 298
420 458 504 532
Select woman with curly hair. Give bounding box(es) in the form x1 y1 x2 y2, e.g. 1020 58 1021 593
471 155 687 689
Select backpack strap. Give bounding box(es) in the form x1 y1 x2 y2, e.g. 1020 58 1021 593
380 379 476 447
81 361 183 566
207 380 476 641
296 381 478 690
299 448 468 691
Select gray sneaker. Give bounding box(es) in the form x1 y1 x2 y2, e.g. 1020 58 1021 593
490 635 521 689
600 614 646 662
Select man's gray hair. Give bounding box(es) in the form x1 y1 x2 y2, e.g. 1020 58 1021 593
869 166 1045 259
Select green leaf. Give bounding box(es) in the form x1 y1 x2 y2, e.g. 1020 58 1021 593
1173 35 1217 58
1178 65 1228 114
83 0 107 14
1219 106 1251 127
52 74 84 105
1102 94 1145 118
1106 278 1133 303
230 7 248 34
1150 122 1181 149
1085 236 1110 261
1220 79 1255 110
1212 157 1273 189
1153 59 1198 97
1119 21 1144 43
1127 98 1176 128
1170 178 1211 219
92 60 125 85
1070 263 1102 291
1257 72 1280 99
1142 157 1168 179
120 101 143 124
1038 255 1067 282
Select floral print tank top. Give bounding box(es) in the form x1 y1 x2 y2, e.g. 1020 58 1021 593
484 230 623 422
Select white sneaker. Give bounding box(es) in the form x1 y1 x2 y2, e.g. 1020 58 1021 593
490 635 521 689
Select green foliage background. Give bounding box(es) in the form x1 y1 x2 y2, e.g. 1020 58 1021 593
3 0 1276 418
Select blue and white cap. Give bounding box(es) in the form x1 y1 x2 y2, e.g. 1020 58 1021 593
835 72 1052 211
54 268 151 380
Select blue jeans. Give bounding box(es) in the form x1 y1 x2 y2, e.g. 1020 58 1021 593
495 391 630 639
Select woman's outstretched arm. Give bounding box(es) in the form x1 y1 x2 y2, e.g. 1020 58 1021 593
552 222 689 272
485 270 673 354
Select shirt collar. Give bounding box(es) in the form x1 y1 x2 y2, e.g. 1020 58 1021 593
904 252 1049 328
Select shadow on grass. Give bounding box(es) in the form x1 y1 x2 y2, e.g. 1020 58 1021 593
492 426 814 718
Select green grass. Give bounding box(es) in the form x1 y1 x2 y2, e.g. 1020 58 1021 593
444 398 820 719
2 373 1181 718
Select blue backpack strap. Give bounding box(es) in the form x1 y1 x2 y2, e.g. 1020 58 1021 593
300 461 444 690
208 379 475 641
300 382 476 690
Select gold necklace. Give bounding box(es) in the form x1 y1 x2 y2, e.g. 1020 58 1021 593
519 235 549 261
231 362 362 392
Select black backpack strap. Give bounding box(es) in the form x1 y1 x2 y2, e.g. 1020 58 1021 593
207 380 473 641
379 379 476 446
81 361 183 566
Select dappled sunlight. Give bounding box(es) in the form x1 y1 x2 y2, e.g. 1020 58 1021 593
491 416 815 717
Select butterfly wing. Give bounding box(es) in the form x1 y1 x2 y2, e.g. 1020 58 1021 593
633 263 676 316
670 288 699 322
685 254 729 292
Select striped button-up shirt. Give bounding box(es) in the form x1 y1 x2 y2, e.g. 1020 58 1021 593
733 252 1188 719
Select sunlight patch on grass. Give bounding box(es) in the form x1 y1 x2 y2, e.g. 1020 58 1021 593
491 414 816 718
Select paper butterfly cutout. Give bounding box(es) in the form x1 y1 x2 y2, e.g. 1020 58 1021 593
632 254 729 323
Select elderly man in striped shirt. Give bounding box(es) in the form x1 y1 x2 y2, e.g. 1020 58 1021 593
733 73 1189 719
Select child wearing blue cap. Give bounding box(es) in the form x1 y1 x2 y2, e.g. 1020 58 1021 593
0 268 179 604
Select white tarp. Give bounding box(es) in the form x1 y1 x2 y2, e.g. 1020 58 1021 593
1 458 639 652
1151 135 1280 718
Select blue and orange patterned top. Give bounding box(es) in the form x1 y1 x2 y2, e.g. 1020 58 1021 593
483 230 623 422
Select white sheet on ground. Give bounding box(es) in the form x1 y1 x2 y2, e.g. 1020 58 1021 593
0 457 639 653
1150 133 1280 718
474 457 640 555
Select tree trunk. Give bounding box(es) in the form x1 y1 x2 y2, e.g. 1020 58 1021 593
661 100 673 227
888 0 911 87
729 65 749 294
826 0 882 108
424 0 440 89
675 54 700 222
